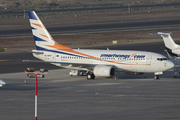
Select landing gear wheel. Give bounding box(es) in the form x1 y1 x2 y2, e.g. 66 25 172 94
154 75 159 80
91 74 95 79
87 74 91 80
87 73 95 80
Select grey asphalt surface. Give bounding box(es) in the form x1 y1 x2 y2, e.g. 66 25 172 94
1 17 180 120
1 18 180 38
1 41 180 120
0 68 180 120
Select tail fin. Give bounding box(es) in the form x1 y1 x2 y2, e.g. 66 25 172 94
28 11 71 50
156 32 178 49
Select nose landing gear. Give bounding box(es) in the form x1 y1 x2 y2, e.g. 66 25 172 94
154 72 163 80
154 75 159 80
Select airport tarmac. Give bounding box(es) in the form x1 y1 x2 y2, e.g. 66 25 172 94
1 68 180 120
1 39 180 119
1 18 180 38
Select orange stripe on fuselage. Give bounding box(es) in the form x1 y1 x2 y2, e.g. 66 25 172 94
61 48 147 65
107 60 146 65
45 42 95 58
46 42 147 65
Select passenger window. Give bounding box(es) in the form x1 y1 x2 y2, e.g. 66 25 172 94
157 58 167 61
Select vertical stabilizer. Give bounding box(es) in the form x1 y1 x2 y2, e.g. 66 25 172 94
28 11 71 50
157 32 178 49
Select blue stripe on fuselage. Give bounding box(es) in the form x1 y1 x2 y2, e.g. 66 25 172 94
36 46 83 57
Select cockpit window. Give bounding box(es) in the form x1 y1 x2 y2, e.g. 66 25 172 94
157 58 168 61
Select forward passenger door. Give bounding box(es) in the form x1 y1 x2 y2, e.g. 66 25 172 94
146 55 152 65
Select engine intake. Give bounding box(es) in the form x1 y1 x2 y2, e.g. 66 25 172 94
93 66 115 77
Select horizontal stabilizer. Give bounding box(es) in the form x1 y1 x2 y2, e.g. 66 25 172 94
23 60 57 63
153 32 173 36
5 48 44 54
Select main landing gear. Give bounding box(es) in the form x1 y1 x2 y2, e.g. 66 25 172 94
87 72 95 80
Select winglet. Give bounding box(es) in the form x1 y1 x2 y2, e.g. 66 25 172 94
153 32 173 36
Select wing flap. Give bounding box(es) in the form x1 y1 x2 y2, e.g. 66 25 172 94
23 60 97 69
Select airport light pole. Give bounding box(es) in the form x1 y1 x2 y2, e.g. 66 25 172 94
23 9 26 18
25 68 48 120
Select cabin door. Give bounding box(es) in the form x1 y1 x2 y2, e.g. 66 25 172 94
52 53 56 62
146 55 152 65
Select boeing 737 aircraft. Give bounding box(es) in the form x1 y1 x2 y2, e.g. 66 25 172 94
157 32 180 56
24 11 174 79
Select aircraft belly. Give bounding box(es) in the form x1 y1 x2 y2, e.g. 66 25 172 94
116 63 151 73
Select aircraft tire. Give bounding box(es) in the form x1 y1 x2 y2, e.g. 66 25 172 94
91 74 95 79
87 74 91 80
87 73 95 80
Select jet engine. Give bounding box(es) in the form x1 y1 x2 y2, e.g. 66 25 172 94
93 66 115 77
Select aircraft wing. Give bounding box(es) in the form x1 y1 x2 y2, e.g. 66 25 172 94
23 60 100 70
23 60 127 71
23 59 127 72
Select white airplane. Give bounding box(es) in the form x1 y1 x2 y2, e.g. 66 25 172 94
24 11 174 80
156 32 180 77
156 32 180 57
0 79 6 87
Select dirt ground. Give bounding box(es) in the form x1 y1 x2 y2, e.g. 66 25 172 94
1 7 180 50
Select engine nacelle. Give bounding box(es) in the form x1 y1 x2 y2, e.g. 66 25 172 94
93 66 115 77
